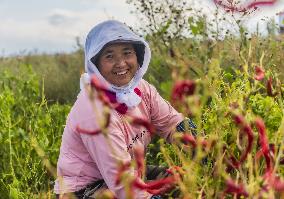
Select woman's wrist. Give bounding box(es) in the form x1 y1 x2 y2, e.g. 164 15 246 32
150 195 162 199
176 117 197 136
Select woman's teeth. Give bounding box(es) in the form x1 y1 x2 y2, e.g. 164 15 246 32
115 70 128 75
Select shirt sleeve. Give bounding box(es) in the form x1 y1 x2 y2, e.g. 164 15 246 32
80 118 152 199
147 83 184 143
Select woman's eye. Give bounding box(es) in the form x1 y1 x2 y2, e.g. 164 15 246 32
125 51 134 56
105 54 113 59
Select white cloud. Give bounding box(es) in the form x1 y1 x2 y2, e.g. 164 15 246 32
1 0 283 56
0 1 137 55
47 9 79 26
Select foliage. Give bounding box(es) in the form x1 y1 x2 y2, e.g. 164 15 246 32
0 66 70 198
0 50 83 104
147 56 284 198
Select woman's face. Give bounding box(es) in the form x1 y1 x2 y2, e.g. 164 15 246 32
96 43 139 87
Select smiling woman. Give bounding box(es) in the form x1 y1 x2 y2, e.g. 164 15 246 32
94 43 139 87
54 20 197 199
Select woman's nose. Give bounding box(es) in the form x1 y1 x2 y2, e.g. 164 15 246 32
115 56 127 66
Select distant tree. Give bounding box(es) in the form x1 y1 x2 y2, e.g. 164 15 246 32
126 0 208 45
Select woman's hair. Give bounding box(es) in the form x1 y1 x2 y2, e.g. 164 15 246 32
134 43 145 67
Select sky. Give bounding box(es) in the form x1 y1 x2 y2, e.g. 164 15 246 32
1 0 284 56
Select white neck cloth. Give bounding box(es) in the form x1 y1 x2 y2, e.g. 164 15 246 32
80 72 142 108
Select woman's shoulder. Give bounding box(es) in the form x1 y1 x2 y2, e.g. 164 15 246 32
72 88 97 113
68 88 105 128
138 79 155 93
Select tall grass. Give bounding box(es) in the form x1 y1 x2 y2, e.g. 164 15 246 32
0 66 70 198
0 50 84 104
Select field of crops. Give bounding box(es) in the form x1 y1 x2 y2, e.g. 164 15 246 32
1 1 284 198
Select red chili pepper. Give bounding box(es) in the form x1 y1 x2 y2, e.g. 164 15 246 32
90 75 106 91
222 179 249 198
181 134 197 146
228 155 241 169
213 0 277 13
255 118 272 173
76 113 110 135
240 125 254 163
90 76 114 107
146 185 174 195
116 161 176 196
171 80 196 102
247 0 277 9
230 114 254 167
103 90 117 103
268 176 284 192
260 169 284 194
213 0 247 12
256 144 275 162
266 77 278 97
253 119 284 195
254 66 265 81
181 134 209 148
115 103 128 114
233 114 245 126
98 89 129 114
90 75 130 114
131 117 156 135
133 176 176 190
96 91 112 107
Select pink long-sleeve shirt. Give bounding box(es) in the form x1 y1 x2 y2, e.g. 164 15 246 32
54 79 183 198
